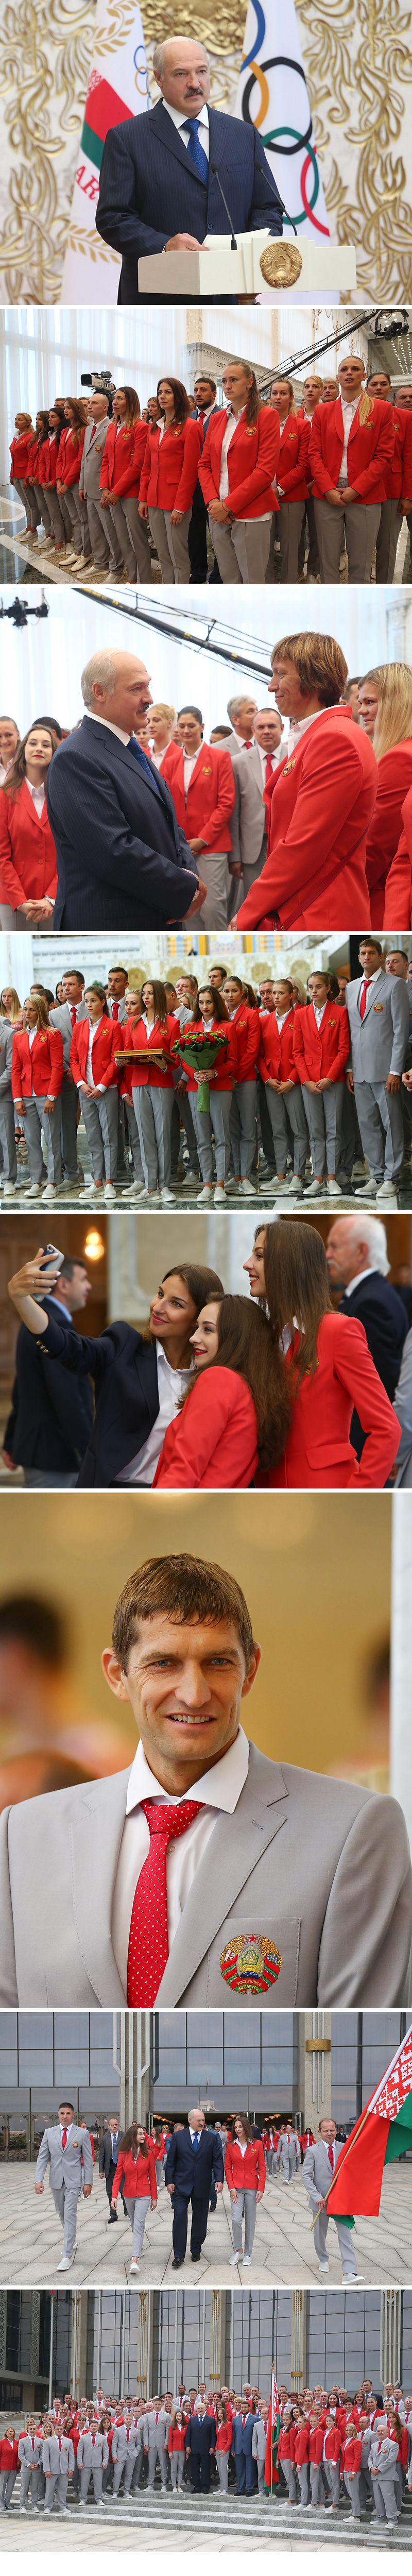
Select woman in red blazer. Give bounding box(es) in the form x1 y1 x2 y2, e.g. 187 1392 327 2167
9 412 38 536
358 664 412 925
153 1288 290 1489
139 377 201 584
99 384 152 581
278 2418 299 2504
0 724 57 925
294 2418 310 2505
293 972 350 1196
111 2122 157 2275
177 983 237 1205
0 2428 20 2512
235 635 376 933
26 411 55 551
57 398 88 562
115 985 146 1199
124 975 180 1204
384 786 412 928
12 993 63 1200
70 982 121 1205
223 971 263 1195
308 2418 327 2507
368 367 412 583
214 2402 233 2492
258 973 308 1193
248 1217 401 1488
162 709 235 933
168 2412 186 2488
267 379 311 582
199 359 280 584
44 405 69 558
225 2115 265 2265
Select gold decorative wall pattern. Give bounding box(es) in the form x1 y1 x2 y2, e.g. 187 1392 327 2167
0 0 411 301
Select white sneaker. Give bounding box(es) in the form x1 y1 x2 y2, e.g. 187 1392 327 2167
266 1174 287 1194
229 2250 239 2265
24 1180 42 1195
288 1176 303 1195
129 2258 140 2274
354 1178 376 1198
3 1180 16 1195
376 1180 398 1202
318 2260 329 2274
43 1183 59 1201
197 1185 213 1205
238 1177 258 1197
57 2253 72 2271
327 1178 341 1197
122 1181 146 1198
242 2255 251 2265
159 1187 175 1205
304 1177 323 1196
79 1180 102 1200
104 1182 116 1202
214 1185 227 1204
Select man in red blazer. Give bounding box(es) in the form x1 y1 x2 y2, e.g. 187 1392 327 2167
235 631 377 933
309 354 394 583
161 704 235 930
367 367 412 583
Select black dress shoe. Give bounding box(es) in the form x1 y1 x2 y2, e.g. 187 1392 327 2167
172 2258 183 2268
108 2211 118 2223
191 2251 202 2261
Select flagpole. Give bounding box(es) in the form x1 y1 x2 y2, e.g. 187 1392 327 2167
270 2370 274 2502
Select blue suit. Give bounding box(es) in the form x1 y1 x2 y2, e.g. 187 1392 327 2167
46 716 199 931
241 2410 259 2495
33 1311 161 1487
184 2414 216 2493
96 99 284 303
165 2126 224 2262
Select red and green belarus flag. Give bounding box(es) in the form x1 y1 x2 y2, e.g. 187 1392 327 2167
325 2026 412 2221
61 0 148 303
264 2370 281 2491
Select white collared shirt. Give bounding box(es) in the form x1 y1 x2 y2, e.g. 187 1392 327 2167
312 1002 328 1028
255 742 281 787
342 1264 379 1299
162 97 210 162
219 403 246 498
276 1007 290 1028
358 965 382 1011
117 1340 192 1485
183 749 200 795
111 1725 250 1991
59 2120 73 2143
286 706 337 757
338 394 362 483
81 1013 104 1092
87 710 131 747
46 1295 74 1325
25 777 46 817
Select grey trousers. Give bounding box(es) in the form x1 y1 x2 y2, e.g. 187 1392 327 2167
112 2449 128 2496
85 492 112 569
275 500 305 584
149 505 191 582
124 2189 151 2255
46 486 67 547
1 2468 18 2509
133 1082 173 1190
170 2451 184 2487
14 477 40 529
209 513 271 584
265 1084 308 1176
81 1084 118 1181
297 2462 310 2504
286 2461 299 2501
216 2453 229 2491
44 2471 70 2511
32 480 54 537
196 850 230 931
353 1075 405 1182
173 1082 199 1172
80 2463 104 2501
230 2184 257 2255
0 1097 18 1180
313 2208 357 2274
97 500 124 571
191 1088 232 1184
310 2461 328 2504
63 482 90 555
55 488 75 544
60 1078 81 1181
375 495 403 584
280 2147 297 2181
314 496 381 583
124 1094 145 1183
372 2472 399 2524
230 1078 258 1177
301 1081 344 1176
19 2464 41 2506
109 495 152 581
124 2446 144 2493
148 2438 168 2486
240 833 267 909
52 2177 80 2258
324 2458 340 2505
23 1093 62 1185
344 2468 367 2517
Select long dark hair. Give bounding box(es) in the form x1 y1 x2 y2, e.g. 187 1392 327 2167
121 2121 150 2160
141 977 169 1025
194 984 229 1024
118 384 141 423
233 2112 254 2143
145 1263 225 1349
156 376 191 428
35 411 50 439
180 1291 291 1474
84 980 109 1017
258 1219 333 1387
4 723 57 801
230 366 261 428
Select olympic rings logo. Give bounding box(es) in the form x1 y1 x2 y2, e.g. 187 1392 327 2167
241 49 329 232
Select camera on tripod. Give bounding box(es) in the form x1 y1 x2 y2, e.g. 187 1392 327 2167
80 369 115 417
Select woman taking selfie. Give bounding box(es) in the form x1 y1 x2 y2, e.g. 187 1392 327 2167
7 1257 224 1486
153 1291 290 1488
244 1220 401 1487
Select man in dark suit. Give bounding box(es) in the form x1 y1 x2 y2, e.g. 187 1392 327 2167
7 1251 225 1487
190 375 221 585
326 1213 407 1459
46 649 205 932
3 1257 94 1485
184 2403 217 2493
96 35 284 305
98 2114 124 2222
165 2109 224 2264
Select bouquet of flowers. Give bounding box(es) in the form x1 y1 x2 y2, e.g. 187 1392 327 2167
171 1028 228 1113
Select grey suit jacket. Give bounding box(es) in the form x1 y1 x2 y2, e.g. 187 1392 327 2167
0 1023 13 1099
35 2121 94 2192
302 2137 340 2211
42 2433 74 2475
49 1001 89 1073
230 745 267 872
1 1741 410 2008
347 970 410 1080
78 416 109 499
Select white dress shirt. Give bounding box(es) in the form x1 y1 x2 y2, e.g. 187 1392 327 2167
111 1724 250 1991
358 965 382 1013
183 750 200 797
312 1002 328 1028
59 2120 73 2143
117 1340 192 1485
338 395 361 484
87 710 131 747
162 97 210 161
342 1263 379 1299
287 705 338 757
255 743 282 788
25 777 46 818
219 404 245 499
276 1007 291 1029
78 1014 104 1093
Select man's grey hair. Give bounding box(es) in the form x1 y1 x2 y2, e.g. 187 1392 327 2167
81 652 118 709
227 694 256 725
346 1212 390 1276
153 38 210 80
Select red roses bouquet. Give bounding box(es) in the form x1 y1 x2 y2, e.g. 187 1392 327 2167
171 1028 228 1113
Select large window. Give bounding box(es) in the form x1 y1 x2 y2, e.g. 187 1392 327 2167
151 2012 299 2108
307 2291 382 2391
0 2011 117 2103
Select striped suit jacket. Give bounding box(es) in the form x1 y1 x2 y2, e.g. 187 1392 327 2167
96 99 284 304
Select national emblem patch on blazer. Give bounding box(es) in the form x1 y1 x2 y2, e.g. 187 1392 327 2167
220 1933 282 1993
373 1002 384 1011
283 757 296 774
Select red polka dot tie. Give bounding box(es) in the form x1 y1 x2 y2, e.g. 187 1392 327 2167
127 1798 202 2004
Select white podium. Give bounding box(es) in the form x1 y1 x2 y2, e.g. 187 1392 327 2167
138 228 357 304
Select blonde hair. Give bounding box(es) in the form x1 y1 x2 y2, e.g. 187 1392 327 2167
362 663 412 762
271 377 295 413
24 992 50 1031
150 703 177 727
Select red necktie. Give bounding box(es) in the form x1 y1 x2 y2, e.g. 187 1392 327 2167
70 1010 76 1030
359 977 371 1020
127 1798 202 2004
111 1000 119 1020
90 425 96 441
265 756 273 784
328 2144 334 2170
61 2129 67 2150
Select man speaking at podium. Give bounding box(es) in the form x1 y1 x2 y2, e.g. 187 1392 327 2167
96 36 284 305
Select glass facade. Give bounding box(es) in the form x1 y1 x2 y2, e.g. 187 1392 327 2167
330 2014 410 2130
151 2011 299 2111
0 2011 118 2129
307 2292 383 2392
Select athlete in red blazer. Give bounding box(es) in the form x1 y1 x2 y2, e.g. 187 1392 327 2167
152 1367 259 1490
228 998 261 1079
381 402 412 503
293 999 350 1082
161 740 235 852
0 782 57 912
263 1311 401 1489
139 418 201 514
258 1007 299 1086
341 2432 363 2475
308 2426 324 2467
111 2143 157 2202
277 411 311 500
236 710 376 931
225 2136 266 2192
121 1011 179 1088
323 2426 341 2466
99 417 148 499
12 1024 63 1103
177 1016 237 1091
35 437 53 490
384 785 412 927
9 429 35 483
366 741 412 926
199 405 280 520
70 1016 121 1089
59 427 85 487
308 397 394 502
294 2425 310 2468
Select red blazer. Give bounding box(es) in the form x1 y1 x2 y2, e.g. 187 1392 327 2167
168 2426 186 2453
278 2427 295 2463
215 2422 232 2454
0 781 57 910
60 428 85 487
309 2428 324 2465
294 2427 310 2466
199 404 280 519
9 431 34 480
70 1016 120 1090
55 427 70 479
161 741 235 854
99 418 148 499
236 711 376 932
366 740 412 926
228 999 260 1081
12 1024 63 1101
36 437 53 488
384 785 412 928
258 1007 299 1086
308 396 394 503
47 432 62 486
0 2437 20 2470
178 1015 237 1093
277 410 311 501
263 1311 401 1490
341 2436 363 2474
112 2145 157 2202
139 418 201 512
383 402 412 500
293 999 350 1082
25 436 42 483
324 2429 341 2464
225 2136 266 2192
121 1011 179 1090
152 1368 259 1491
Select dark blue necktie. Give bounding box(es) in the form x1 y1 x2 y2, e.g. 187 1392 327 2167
192 2131 199 2153
127 736 162 799
183 117 209 185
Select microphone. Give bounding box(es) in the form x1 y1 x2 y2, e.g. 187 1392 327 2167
210 164 237 248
